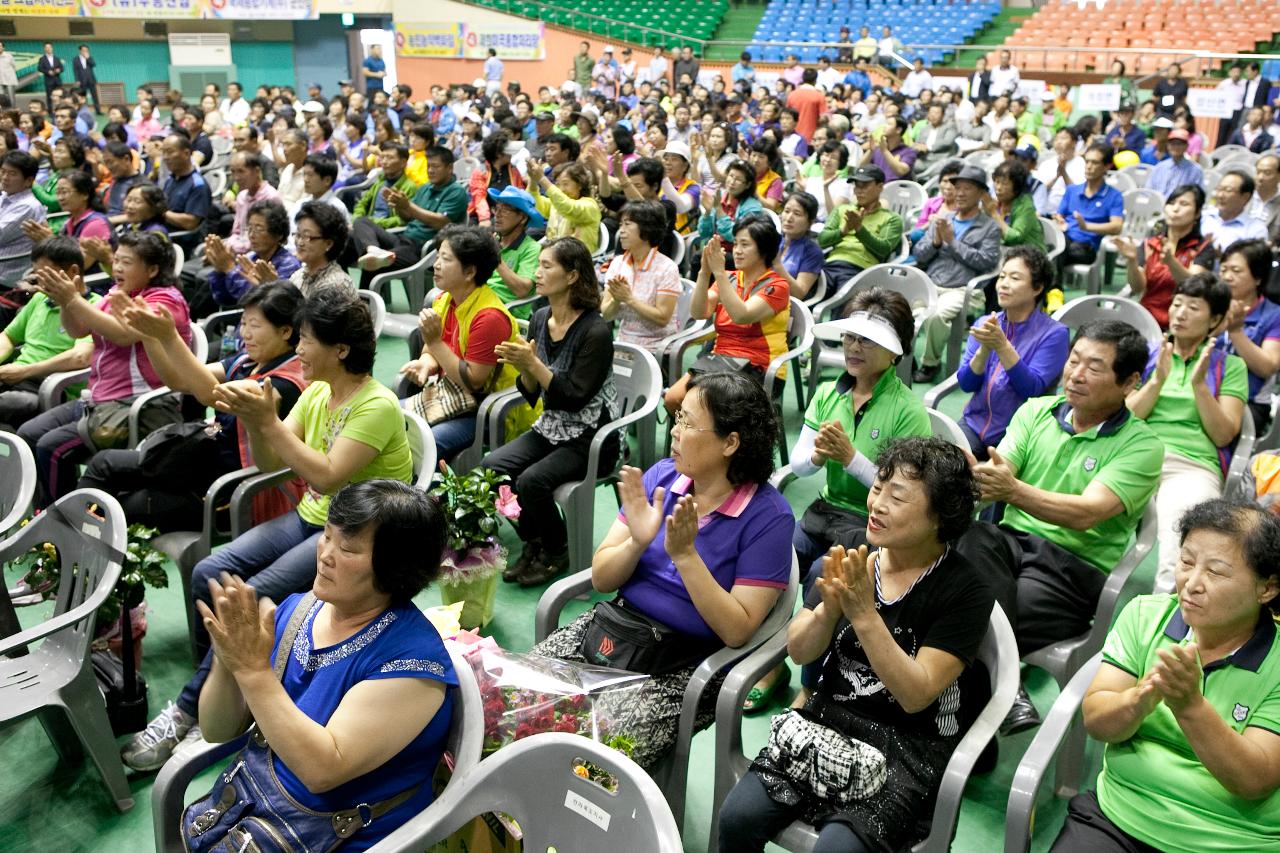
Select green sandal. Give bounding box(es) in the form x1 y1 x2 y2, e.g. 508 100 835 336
743 666 788 715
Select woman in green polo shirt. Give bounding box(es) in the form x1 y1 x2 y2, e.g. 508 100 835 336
1127 274 1247 594
1052 497 1280 853
745 287 930 713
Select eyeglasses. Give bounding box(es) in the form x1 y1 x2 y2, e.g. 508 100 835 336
295 232 322 243
672 410 713 433
245 225 269 235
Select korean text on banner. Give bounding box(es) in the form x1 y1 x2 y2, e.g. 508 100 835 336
0 0 78 16
205 0 318 20
1186 88 1238 120
396 23 464 59
1078 84 1122 113
81 0 203 17
461 22 546 60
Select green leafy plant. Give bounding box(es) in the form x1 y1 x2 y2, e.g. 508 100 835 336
429 465 512 559
7 521 169 629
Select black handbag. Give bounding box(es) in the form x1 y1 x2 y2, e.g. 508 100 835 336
580 599 721 675
136 420 224 485
92 605 149 736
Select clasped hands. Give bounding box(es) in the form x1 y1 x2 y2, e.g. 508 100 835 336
195 572 276 677
816 544 877 625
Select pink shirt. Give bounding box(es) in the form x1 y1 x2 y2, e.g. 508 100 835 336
225 181 282 255
89 285 191 403
66 209 112 243
604 247 681 351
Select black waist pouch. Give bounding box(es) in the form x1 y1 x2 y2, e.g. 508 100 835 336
580 598 721 675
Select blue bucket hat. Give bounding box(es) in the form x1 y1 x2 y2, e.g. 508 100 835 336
487 186 546 229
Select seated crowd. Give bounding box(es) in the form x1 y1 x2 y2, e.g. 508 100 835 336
0 48 1278 852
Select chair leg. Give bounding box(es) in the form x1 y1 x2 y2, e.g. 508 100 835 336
59 669 136 811
37 706 83 764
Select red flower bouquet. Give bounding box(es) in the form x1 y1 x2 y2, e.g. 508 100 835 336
464 646 648 758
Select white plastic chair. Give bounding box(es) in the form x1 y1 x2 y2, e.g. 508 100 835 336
535 554 800 833
0 430 36 537
927 407 969 449
1119 162 1153 188
592 221 612 263
153 644 485 853
0 490 132 811
882 180 929 220
1052 294 1163 344
1209 143 1256 166
1041 216 1065 263
358 288 387 337
708 604 1020 853
1103 170 1135 194
367 732 683 853
368 247 435 338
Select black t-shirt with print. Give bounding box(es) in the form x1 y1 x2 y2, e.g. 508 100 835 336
804 547 995 739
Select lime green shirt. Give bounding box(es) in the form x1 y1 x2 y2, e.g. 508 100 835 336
1141 342 1248 479
1097 594 1280 853
290 378 413 526
817 205 905 270
997 396 1163 571
486 233 542 320
3 292 99 367
804 370 931 514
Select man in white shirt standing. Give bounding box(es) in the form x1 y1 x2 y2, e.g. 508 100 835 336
815 56 842 93
218 81 250 128
648 46 669 87
989 49 1020 98
877 26 902 64
483 49 504 96
901 58 934 99
1215 63 1247 147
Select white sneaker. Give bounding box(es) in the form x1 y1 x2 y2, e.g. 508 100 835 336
121 701 195 772
357 246 395 271
173 723 206 760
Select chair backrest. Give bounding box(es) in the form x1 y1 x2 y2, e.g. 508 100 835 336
611 342 663 426
1104 170 1136 194
1202 167 1225 197
963 148 1003 173
358 288 387 337
1053 294 1163 344
926 407 968 449
761 207 782 233
367 732 682 853
453 157 480 183
667 231 685 267
593 222 611 261
802 269 828 308
843 263 939 325
1120 187 1164 241
1040 216 1065 262
0 490 126 659
205 168 227 198
0 430 36 537
882 180 928 219
172 242 185 276
1210 143 1255 165
674 278 698 332
1120 162 1152 185
402 409 437 489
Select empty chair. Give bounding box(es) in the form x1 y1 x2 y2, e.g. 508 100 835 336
0 430 35 537
880 180 928 220
0 490 131 811
367 733 683 853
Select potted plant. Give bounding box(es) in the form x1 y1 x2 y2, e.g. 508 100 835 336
429 465 518 630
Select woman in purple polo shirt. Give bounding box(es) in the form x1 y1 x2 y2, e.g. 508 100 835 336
530 371 795 769
1216 239 1280 434
956 245 1069 458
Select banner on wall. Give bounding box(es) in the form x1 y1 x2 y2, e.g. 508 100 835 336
204 0 318 19
461 21 545 60
395 23 464 58
394 21 545 60
81 0 204 16
0 0 79 14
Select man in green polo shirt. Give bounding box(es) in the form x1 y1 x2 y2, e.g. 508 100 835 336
0 236 96 429
958 320 1164 733
484 186 543 321
1051 500 1280 852
818 165 905 289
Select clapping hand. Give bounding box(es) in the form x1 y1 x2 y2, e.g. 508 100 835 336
1190 338 1214 387
80 237 114 267
1072 210 1088 231
1154 340 1174 384
1223 299 1248 334
970 314 1009 352
21 219 54 244
495 336 539 372
702 238 727 276
418 307 443 344
933 217 954 245
237 255 277 286
841 205 864 234
618 465 666 547
812 421 854 466
815 544 877 624
606 275 633 305
204 235 235 274
1149 642 1202 714
383 186 411 216
664 494 699 562
211 378 280 427
971 447 1019 502
195 572 276 677
115 292 178 341
1113 235 1138 262
33 265 81 305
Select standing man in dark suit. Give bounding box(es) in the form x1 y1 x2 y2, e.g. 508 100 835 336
1243 62 1272 113
37 43 63 110
72 44 100 115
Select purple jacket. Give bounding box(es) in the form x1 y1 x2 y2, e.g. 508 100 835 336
958 308 1069 448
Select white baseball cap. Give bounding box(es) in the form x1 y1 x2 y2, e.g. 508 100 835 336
657 141 692 163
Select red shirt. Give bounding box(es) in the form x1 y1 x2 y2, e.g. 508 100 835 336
786 86 827 142
440 304 510 366
1139 233 1216 328
711 269 791 370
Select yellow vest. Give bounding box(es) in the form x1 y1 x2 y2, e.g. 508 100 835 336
674 176 698 235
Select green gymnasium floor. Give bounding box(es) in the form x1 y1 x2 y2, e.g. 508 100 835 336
0 280 1142 853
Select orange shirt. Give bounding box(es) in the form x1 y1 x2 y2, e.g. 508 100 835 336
711 269 791 371
787 85 827 142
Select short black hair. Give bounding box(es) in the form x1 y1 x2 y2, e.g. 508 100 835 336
1223 168 1256 197
117 230 178 288
874 437 978 543
326 480 447 604
1002 245 1055 305
298 290 376 375
784 191 819 223
379 140 409 160
1178 497 1280 615
481 130 510 166
733 214 782 267
1173 272 1232 321
247 199 290 242
302 153 338 186
626 156 664 190
610 124 636 156
686 371 778 485
938 159 964 181
620 199 669 247
103 141 133 162
295 200 349 262
438 224 501 286
2 148 39 180
545 133 580 161
239 280 303 347
726 159 757 200
1073 320 1149 383
992 159 1029 197
31 235 84 271
1221 239 1272 294
802 68 818 85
